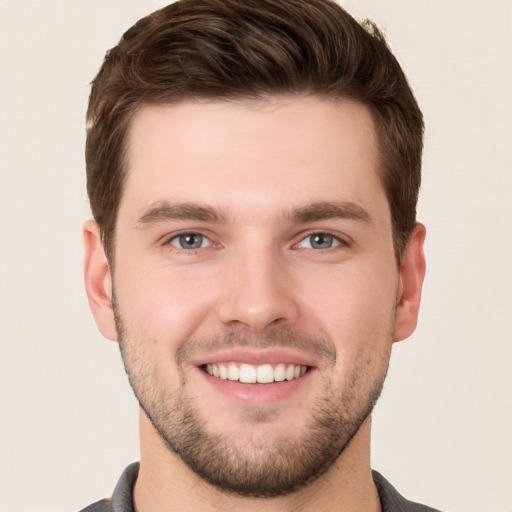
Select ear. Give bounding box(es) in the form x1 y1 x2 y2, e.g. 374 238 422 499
393 223 426 342
83 220 118 341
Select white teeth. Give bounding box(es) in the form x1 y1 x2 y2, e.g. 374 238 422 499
256 364 274 384
205 362 308 383
274 363 286 382
239 364 257 383
227 363 239 381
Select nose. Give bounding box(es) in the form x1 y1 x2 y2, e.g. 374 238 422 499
217 245 299 333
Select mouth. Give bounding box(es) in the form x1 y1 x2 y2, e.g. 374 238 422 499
202 362 309 384
192 349 318 404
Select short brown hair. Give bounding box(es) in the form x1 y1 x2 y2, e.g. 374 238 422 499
86 0 423 263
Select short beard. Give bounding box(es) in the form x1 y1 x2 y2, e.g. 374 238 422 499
148 374 384 497
114 300 391 497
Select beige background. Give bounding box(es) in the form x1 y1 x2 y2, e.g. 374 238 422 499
1 1 511 511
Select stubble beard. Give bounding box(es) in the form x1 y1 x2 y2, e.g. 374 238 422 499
114 305 392 498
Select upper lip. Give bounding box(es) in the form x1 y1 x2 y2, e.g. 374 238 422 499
191 348 319 368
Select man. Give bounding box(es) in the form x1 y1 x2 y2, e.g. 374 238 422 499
81 0 436 510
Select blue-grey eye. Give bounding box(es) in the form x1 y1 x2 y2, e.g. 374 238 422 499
170 233 210 249
299 233 341 249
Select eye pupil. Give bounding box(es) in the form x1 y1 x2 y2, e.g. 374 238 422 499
311 234 333 249
179 234 203 249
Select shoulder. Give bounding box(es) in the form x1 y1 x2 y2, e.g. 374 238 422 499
372 471 444 512
78 462 138 512
78 498 112 512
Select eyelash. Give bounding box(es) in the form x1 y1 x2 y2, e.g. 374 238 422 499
293 231 349 251
166 232 215 252
164 230 349 253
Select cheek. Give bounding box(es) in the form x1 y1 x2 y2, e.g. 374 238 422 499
298 262 398 353
114 262 221 348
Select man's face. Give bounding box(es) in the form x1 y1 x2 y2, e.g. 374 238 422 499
87 96 424 496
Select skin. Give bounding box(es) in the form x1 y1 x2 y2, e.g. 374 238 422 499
84 96 426 512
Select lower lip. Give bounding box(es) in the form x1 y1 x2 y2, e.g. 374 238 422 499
196 368 314 405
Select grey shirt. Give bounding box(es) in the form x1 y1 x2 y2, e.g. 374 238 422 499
79 462 442 512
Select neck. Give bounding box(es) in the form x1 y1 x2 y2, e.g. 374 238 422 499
134 411 381 512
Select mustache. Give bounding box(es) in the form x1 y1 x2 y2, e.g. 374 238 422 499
176 328 337 367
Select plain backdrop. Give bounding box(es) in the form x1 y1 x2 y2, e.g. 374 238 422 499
1 1 511 511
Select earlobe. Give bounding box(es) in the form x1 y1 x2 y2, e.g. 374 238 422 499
393 223 426 342
83 220 118 341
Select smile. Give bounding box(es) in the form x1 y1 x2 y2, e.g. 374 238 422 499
205 363 308 384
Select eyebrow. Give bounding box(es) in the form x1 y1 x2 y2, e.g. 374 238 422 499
136 200 372 229
288 201 372 225
136 202 227 228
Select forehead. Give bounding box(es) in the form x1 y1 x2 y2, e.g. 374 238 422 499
120 96 387 225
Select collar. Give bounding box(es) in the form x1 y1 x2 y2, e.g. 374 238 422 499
85 462 442 512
